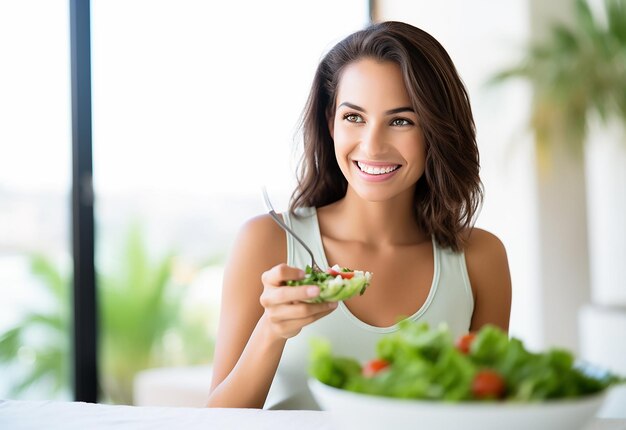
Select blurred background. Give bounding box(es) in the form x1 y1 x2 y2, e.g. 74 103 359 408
0 0 624 407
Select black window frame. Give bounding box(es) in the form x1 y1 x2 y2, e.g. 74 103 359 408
69 0 98 403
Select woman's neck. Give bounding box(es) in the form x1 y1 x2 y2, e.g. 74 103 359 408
319 186 427 246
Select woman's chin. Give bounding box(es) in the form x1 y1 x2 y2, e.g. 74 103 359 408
346 184 412 204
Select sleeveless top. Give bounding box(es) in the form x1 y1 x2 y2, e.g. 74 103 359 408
264 207 474 410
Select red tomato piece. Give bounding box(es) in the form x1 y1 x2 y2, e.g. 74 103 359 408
455 332 476 354
326 268 355 279
472 369 506 399
362 358 390 377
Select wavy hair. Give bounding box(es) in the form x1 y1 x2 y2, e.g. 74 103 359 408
290 21 482 252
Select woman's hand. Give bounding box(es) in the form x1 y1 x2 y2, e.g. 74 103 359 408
260 263 337 339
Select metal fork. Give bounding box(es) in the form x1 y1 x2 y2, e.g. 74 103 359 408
261 187 323 273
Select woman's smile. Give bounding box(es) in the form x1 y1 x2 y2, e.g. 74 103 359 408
354 161 402 182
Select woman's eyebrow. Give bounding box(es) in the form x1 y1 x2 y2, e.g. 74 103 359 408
385 106 415 115
337 102 415 115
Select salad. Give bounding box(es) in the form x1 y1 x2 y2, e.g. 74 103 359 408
287 264 372 303
309 321 623 402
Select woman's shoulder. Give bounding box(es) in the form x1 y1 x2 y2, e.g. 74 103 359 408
239 208 316 232
437 228 508 283
462 227 507 257
461 227 512 332
461 227 509 290
231 213 287 266
239 213 282 235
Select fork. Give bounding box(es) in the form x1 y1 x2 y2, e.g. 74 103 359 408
261 187 323 273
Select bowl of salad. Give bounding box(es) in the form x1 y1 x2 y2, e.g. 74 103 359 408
308 321 622 430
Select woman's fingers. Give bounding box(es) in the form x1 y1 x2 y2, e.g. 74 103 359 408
267 304 337 338
260 285 320 307
260 263 321 307
261 263 304 287
259 263 337 339
267 301 336 323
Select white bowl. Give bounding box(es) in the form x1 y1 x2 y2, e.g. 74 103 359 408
308 378 607 430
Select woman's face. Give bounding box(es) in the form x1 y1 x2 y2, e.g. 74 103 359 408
330 58 426 203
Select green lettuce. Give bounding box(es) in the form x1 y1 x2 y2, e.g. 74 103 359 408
309 321 624 402
287 265 371 303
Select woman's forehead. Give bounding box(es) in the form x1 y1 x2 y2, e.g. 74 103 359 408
335 59 412 112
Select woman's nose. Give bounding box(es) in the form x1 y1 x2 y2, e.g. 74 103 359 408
360 123 387 157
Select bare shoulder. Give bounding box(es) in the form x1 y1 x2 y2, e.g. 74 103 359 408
228 213 287 273
216 213 288 314
463 228 507 261
237 213 286 248
462 227 512 332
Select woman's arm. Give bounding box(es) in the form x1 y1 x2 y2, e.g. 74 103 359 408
464 228 512 333
207 214 336 408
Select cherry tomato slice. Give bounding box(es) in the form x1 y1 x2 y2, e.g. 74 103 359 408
326 268 355 279
362 358 390 377
472 369 506 399
455 332 476 354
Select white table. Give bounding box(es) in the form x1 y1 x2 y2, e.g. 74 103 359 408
1 399 625 430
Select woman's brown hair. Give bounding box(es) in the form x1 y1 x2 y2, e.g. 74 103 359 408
290 21 482 252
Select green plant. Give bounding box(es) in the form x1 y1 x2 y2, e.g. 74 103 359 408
489 0 626 158
0 223 216 404
98 223 214 404
0 254 71 399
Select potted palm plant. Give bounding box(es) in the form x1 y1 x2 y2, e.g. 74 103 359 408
490 0 626 396
491 0 626 158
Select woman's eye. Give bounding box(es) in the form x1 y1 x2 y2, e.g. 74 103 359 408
344 113 364 123
391 118 412 126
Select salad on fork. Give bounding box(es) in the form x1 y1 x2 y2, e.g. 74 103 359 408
287 264 373 303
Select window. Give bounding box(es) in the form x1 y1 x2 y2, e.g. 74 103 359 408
0 0 72 400
91 0 369 404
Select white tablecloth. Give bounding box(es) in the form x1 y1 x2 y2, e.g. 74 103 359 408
1 399 625 430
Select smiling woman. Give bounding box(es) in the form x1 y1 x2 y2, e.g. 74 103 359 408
207 20 511 411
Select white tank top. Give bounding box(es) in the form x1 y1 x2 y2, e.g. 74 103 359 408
264 207 474 410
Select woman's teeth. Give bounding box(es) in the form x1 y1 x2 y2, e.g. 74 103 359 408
357 162 400 175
